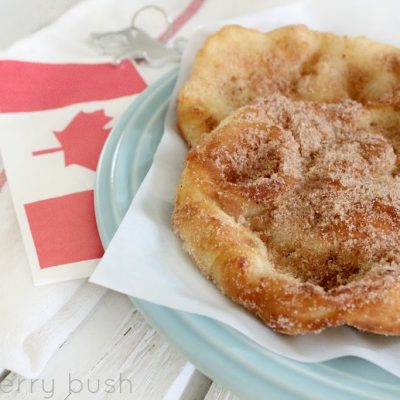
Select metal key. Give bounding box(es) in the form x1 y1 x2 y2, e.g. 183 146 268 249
91 5 183 67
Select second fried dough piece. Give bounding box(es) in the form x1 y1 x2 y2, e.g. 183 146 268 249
177 24 400 145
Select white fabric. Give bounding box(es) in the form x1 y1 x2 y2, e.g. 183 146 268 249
0 0 283 379
91 0 400 379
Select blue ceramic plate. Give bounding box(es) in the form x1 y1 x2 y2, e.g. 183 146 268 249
95 69 400 399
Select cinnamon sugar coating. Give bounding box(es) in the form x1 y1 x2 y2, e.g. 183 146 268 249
173 94 400 335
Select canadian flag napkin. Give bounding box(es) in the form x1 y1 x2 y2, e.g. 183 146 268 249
1 62 146 284
4 0 236 287
0 0 285 378
0 0 276 285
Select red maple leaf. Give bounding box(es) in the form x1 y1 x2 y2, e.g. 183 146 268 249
32 110 112 171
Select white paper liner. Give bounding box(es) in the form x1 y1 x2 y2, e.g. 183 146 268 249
91 0 400 377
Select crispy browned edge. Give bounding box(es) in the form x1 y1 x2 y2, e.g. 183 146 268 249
176 24 268 146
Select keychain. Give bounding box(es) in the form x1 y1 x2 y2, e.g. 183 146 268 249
90 5 184 67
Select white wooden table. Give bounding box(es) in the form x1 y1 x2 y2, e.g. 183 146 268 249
0 1 240 398
0 291 239 399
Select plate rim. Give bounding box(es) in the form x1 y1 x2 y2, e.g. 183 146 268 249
95 69 400 400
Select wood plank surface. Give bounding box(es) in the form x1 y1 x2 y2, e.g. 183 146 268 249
204 382 240 400
0 292 189 399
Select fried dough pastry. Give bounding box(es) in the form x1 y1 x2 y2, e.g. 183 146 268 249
177 25 400 145
173 94 400 335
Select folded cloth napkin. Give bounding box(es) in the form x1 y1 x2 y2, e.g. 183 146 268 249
0 0 277 379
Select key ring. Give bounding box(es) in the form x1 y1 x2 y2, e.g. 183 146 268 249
131 5 172 38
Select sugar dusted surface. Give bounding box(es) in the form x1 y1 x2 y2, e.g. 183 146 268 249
206 95 400 295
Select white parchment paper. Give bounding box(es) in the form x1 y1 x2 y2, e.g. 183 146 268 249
91 0 400 377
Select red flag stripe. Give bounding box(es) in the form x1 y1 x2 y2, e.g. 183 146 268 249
32 147 63 156
0 60 147 113
158 0 206 43
0 169 6 192
25 190 103 268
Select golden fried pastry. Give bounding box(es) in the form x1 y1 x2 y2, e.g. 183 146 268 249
177 25 400 145
173 94 400 335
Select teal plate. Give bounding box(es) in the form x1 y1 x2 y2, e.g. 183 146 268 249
95 69 400 399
